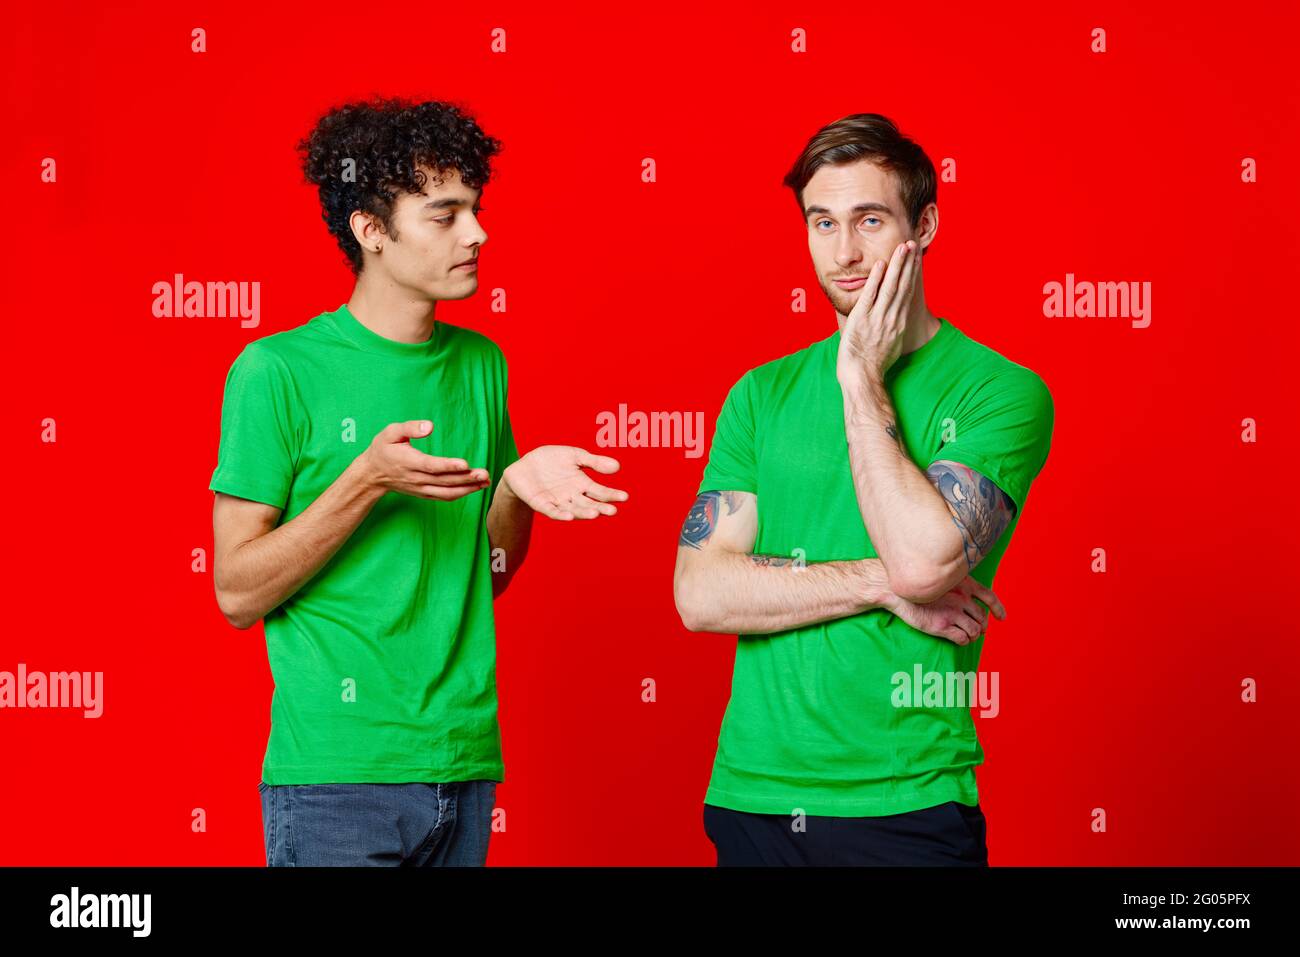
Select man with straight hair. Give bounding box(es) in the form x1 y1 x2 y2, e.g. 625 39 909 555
674 113 1054 866
210 97 627 866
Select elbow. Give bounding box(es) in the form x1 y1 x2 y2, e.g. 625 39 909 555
222 603 257 632
491 568 517 600
489 543 525 599
674 587 701 632
214 582 257 631
887 559 956 605
679 610 708 633
673 575 710 633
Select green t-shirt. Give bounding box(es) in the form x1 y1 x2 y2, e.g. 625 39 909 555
696 316 1054 816
209 303 519 785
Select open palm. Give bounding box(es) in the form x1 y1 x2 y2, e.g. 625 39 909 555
504 445 627 520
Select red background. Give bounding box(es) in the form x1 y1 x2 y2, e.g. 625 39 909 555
4 0 1297 865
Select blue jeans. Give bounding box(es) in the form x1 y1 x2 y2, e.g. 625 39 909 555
258 779 497 866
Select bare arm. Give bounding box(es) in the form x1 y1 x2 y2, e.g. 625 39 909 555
834 240 1016 603
919 459 1016 593
841 372 1015 602
672 490 893 635
213 419 491 629
486 445 627 598
213 457 386 630
485 470 533 598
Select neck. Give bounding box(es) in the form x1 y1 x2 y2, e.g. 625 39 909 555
346 274 438 343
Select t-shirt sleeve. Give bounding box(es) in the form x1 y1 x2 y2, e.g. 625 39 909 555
208 344 299 509
697 371 759 494
926 369 1054 516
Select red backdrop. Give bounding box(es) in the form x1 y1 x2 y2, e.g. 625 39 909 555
4 0 1297 865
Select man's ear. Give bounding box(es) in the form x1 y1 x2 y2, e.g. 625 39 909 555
348 210 384 252
916 202 939 255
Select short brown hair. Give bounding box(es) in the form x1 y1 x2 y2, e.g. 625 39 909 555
782 113 937 255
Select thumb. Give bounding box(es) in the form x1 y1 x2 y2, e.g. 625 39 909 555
391 419 433 444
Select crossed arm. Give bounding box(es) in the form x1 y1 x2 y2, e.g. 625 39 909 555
672 490 896 634
677 352 1018 633
672 470 1011 638
841 372 1016 603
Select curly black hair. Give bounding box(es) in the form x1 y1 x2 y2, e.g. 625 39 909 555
297 96 503 275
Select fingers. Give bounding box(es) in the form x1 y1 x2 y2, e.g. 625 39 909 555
583 481 630 504
942 625 974 646
538 488 618 520
417 480 489 501
537 498 575 521
962 601 990 636
576 482 628 516
559 492 613 519
854 258 887 319
896 241 921 314
951 613 981 643
414 466 490 498
575 450 622 474
970 582 1006 619
396 445 487 480
877 240 912 312
380 421 482 475
418 469 491 487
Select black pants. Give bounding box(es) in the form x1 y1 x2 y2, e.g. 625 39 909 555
703 800 989 866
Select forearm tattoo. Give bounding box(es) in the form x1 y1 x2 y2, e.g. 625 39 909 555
679 490 746 549
925 461 1016 568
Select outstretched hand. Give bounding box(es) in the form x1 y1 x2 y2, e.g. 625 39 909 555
503 445 628 520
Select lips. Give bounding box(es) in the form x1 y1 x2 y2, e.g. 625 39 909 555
833 276 868 289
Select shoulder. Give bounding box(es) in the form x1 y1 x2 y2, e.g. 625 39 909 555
728 335 830 402
439 321 507 366
947 326 1053 412
228 337 292 380
985 362 1052 410
230 313 329 372
750 335 827 384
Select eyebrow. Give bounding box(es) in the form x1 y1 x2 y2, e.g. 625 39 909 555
422 197 480 210
804 202 893 220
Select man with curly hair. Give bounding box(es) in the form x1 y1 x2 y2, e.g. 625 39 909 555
208 97 627 866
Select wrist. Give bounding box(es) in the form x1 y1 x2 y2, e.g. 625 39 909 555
497 462 520 501
839 366 882 405
348 451 385 502
856 559 896 613
841 377 891 432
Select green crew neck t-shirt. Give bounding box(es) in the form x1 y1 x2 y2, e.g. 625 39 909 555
209 303 519 785
696 316 1054 816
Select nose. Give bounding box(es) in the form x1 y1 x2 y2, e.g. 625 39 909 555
465 213 487 248
834 230 863 269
